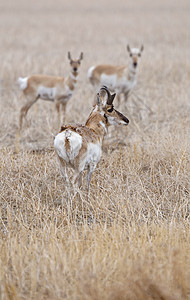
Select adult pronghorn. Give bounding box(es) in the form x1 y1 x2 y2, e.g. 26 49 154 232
18 52 83 129
88 45 144 104
54 86 129 190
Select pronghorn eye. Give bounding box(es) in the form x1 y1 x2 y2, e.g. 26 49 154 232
107 107 113 113
130 53 132 57
138 53 141 57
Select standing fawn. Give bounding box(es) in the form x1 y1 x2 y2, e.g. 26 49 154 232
88 45 144 104
18 52 83 129
54 86 129 190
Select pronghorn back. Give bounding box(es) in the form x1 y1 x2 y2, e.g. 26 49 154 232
89 65 126 77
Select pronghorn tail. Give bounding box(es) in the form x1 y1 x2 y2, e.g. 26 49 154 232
18 77 28 90
87 66 95 80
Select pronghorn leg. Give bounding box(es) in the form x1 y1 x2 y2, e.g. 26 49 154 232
77 173 82 188
55 100 61 129
55 100 60 113
86 166 96 205
58 157 70 185
124 91 130 103
72 171 82 203
87 171 93 191
72 171 81 186
60 165 69 185
19 95 39 129
61 103 67 124
87 163 96 191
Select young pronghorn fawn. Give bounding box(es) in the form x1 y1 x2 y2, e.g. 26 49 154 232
54 86 129 190
88 45 144 104
18 52 83 129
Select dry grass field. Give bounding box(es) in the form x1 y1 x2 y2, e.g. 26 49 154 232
0 0 190 299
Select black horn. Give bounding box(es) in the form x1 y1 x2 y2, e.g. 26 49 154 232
100 86 116 105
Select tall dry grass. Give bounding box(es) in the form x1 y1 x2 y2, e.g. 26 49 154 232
0 0 190 299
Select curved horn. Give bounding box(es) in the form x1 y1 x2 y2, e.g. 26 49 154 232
140 45 144 52
100 86 115 105
100 85 111 101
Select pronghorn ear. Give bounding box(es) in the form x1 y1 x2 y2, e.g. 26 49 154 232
68 52 71 60
79 52 83 60
127 45 131 53
141 45 144 52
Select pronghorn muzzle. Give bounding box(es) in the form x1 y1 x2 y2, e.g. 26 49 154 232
115 109 129 125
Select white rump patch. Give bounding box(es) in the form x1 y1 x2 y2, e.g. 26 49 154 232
87 66 95 79
18 77 28 90
54 130 82 163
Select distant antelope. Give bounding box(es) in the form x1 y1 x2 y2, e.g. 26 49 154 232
88 45 144 104
18 52 83 129
54 86 129 190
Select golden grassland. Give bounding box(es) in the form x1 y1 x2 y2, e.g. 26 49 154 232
0 0 190 299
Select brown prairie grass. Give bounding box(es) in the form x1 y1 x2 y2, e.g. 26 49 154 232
0 0 190 299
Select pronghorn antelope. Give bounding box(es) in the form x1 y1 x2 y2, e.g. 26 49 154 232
54 86 129 189
18 52 83 129
88 45 144 104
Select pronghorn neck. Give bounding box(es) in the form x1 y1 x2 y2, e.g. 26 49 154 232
66 71 78 90
85 107 108 143
70 71 78 80
127 63 138 81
